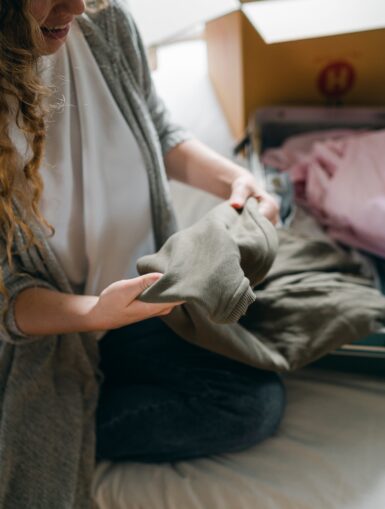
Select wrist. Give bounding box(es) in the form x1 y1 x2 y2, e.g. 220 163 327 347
75 295 101 332
216 162 250 195
165 139 249 199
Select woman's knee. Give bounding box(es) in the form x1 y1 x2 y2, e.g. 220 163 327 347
249 372 286 442
218 371 286 451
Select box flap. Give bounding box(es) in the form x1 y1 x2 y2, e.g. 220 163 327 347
129 0 238 46
243 0 385 44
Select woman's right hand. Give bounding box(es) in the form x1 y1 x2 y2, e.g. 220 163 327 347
87 273 183 331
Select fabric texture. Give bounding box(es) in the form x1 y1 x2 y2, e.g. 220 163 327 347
0 2 189 508
96 317 285 463
261 129 385 258
138 199 385 372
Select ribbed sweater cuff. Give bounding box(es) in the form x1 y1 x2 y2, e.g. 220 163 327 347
4 281 56 343
225 284 256 323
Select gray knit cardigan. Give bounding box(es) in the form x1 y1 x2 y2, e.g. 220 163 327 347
0 2 189 508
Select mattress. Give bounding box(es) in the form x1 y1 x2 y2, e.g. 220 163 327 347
92 368 385 509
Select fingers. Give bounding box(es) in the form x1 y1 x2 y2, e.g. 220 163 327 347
230 173 266 209
107 273 163 300
138 272 164 291
96 275 185 330
230 183 279 225
128 300 183 321
158 306 176 316
257 193 280 225
230 172 280 224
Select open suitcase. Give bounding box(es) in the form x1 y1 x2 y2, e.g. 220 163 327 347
240 106 385 375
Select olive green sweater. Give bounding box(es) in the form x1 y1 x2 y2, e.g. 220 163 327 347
138 200 385 372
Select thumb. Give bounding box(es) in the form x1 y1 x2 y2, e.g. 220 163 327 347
135 272 164 294
229 181 249 209
111 273 163 300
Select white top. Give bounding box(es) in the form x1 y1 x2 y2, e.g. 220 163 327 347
37 20 155 297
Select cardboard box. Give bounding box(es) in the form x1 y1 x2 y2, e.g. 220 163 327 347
206 0 385 138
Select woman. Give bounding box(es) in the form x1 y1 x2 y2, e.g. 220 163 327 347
0 0 285 507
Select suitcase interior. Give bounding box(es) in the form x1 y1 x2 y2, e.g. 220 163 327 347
245 106 385 375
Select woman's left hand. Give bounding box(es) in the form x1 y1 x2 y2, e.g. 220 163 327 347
229 172 279 225
164 139 279 225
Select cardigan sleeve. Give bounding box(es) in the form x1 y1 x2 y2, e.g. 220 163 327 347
112 0 192 155
0 241 57 345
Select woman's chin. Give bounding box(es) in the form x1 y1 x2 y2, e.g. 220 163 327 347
40 39 66 55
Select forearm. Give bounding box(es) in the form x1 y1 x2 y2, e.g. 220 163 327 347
164 139 248 198
14 287 98 336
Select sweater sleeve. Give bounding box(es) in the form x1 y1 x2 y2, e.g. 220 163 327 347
0 241 56 345
112 0 192 155
137 199 279 324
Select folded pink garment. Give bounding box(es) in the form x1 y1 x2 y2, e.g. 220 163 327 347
262 129 385 258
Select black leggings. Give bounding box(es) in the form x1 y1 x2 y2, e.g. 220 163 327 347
96 317 285 463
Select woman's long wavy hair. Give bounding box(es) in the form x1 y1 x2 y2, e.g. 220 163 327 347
0 0 107 302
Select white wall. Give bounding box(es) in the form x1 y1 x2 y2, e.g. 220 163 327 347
128 0 238 46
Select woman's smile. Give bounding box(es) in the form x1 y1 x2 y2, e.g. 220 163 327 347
41 23 71 41
30 0 85 53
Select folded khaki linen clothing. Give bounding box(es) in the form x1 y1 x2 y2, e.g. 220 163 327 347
138 199 385 372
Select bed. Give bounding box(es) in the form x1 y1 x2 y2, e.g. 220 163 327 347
93 368 385 509
92 39 385 509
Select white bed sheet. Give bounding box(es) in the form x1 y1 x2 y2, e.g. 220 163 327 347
93 369 385 509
